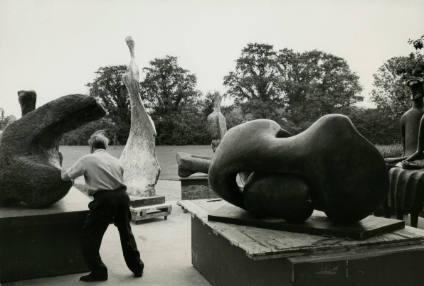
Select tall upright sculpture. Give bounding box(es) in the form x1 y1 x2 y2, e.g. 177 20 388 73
207 93 227 152
120 36 161 197
0 93 106 207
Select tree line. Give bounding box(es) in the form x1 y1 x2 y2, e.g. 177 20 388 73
11 37 424 146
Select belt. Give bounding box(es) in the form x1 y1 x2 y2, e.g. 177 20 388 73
92 185 127 198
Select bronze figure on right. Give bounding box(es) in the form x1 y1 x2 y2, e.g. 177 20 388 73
207 93 227 152
385 75 424 167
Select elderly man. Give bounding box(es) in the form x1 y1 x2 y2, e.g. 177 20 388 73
61 131 144 282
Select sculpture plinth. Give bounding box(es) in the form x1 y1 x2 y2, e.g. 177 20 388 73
208 202 404 240
181 199 424 286
0 188 90 283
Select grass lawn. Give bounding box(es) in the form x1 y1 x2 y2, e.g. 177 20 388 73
375 144 402 158
60 145 213 181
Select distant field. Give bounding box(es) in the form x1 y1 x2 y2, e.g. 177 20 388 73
61 143 402 182
375 144 402 158
60 145 213 181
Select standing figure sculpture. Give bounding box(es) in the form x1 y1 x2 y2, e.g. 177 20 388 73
176 93 227 177
207 93 227 152
119 36 161 197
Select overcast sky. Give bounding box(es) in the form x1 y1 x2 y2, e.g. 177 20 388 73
1 0 423 117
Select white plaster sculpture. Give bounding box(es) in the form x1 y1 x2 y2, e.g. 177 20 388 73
120 36 160 197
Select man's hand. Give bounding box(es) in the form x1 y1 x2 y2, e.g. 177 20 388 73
61 169 74 184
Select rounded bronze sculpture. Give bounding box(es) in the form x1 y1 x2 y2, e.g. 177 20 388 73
209 114 388 223
0 94 106 207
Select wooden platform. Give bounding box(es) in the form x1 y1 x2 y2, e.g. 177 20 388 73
129 195 165 207
208 203 405 240
180 199 424 286
130 203 172 224
0 188 89 283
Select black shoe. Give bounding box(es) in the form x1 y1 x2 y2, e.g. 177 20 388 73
133 265 144 278
80 272 108 282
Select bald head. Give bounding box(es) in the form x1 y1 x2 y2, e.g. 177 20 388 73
88 131 109 151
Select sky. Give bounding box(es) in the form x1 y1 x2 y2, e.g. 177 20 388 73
0 0 423 118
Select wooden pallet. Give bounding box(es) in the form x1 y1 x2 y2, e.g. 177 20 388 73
130 203 172 224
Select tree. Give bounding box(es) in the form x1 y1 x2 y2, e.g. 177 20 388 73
60 118 116 145
347 107 399 145
87 65 129 143
409 34 424 51
370 56 413 119
278 49 362 128
224 43 362 130
141 56 205 144
371 53 424 119
223 43 284 120
141 56 200 116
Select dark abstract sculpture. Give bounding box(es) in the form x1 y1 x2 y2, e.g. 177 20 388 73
0 93 106 207
209 114 388 223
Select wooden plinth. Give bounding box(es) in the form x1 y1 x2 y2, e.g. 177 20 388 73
180 176 218 200
129 195 165 207
130 203 172 223
208 203 405 240
181 199 424 286
0 188 90 283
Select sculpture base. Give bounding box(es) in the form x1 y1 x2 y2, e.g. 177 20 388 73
181 199 424 286
130 203 172 223
129 195 165 207
180 176 218 200
0 188 90 283
208 203 405 240
129 195 171 223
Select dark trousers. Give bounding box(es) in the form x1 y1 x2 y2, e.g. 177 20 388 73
82 187 144 275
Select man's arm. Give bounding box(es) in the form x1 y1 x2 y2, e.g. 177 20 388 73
61 157 86 182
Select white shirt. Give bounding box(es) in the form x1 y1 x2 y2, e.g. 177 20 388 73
65 149 126 195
